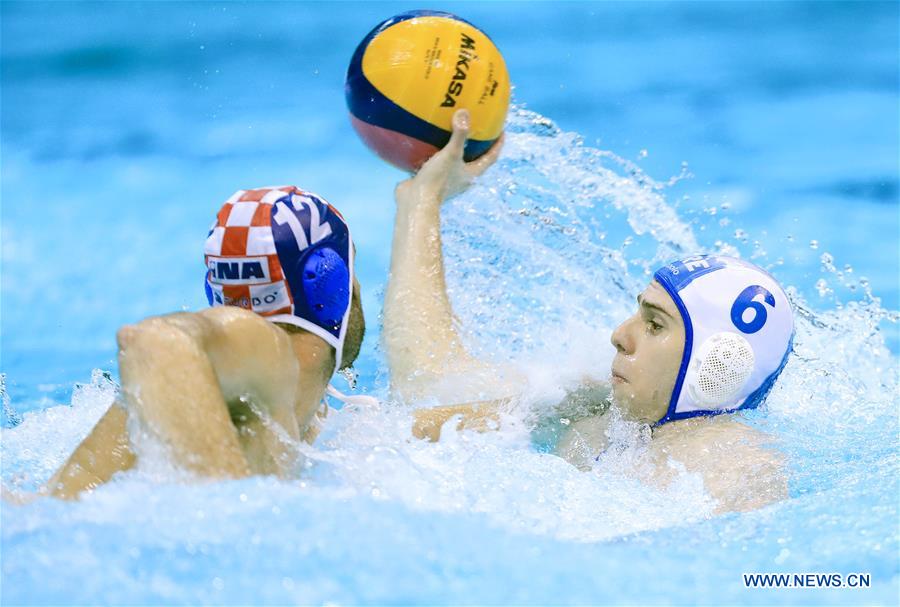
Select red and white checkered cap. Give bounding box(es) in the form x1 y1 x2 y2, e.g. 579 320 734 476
203 185 354 367
205 186 298 316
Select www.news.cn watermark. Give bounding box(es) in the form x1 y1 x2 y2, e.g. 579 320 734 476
743 573 871 589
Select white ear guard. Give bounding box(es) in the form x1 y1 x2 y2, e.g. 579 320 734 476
687 332 755 408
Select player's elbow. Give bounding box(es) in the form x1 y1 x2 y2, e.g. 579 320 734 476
116 319 165 349
116 316 209 365
116 324 139 349
116 316 178 350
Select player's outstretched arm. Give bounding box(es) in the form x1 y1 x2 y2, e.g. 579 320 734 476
383 109 511 403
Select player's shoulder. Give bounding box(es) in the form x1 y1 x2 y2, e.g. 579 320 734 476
195 308 295 355
120 308 280 348
654 415 781 464
653 416 787 513
197 305 263 324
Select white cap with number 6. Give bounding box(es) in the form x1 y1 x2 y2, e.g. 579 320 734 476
652 255 794 425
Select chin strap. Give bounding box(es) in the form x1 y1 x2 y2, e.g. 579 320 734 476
326 384 381 408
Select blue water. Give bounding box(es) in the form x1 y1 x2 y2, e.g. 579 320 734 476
2 2 898 605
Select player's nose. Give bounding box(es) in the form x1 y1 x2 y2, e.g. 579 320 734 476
611 314 636 355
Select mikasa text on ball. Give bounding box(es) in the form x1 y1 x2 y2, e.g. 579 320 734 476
346 10 510 172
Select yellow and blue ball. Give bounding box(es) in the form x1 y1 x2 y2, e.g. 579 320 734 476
345 10 510 172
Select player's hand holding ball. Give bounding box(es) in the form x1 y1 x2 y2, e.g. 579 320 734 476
401 109 504 204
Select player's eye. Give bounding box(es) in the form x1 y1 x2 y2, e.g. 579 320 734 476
647 319 664 334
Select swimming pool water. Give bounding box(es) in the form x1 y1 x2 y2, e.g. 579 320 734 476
2 2 898 604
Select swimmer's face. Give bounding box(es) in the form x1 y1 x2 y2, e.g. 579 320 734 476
609 281 685 424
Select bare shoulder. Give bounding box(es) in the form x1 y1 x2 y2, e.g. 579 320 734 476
195 307 290 347
654 415 778 452
197 306 275 331
193 309 299 385
119 309 217 338
117 308 276 351
118 308 295 382
652 416 788 514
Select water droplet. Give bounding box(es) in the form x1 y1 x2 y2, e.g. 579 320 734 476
774 548 790 564
339 367 358 389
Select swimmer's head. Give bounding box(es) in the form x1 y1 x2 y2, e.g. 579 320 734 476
203 186 363 370
610 255 793 426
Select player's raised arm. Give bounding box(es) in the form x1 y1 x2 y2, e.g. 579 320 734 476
383 109 512 403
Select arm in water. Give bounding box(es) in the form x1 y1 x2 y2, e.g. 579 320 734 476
383 109 522 407
411 398 509 442
411 381 611 444
46 307 325 499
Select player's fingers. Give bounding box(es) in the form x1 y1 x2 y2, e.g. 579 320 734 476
445 109 470 157
466 132 504 177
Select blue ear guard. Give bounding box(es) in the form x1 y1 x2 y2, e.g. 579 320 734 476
300 247 350 330
265 188 355 364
